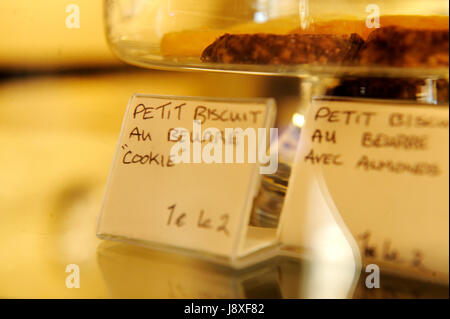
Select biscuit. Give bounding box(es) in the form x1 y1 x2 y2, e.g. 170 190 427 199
201 33 364 65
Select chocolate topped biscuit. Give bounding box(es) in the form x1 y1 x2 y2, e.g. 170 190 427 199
201 33 364 65
358 26 449 67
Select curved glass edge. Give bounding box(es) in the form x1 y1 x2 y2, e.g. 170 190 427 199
109 40 450 80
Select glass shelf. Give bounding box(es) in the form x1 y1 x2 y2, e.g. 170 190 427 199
105 0 449 79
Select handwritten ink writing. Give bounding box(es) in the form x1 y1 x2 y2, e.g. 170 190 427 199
166 203 230 237
361 132 428 150
311 129 337 144
314 106 376 126
129 126 152 142
133 102 186 120
216 214 230 236
167 204 186 227
197 210 212 229
122 146 175 167
355 155 441 176
194 106 262 125
304 149 343 166
389 113 449 129
167 128 237 145
356 231 428 272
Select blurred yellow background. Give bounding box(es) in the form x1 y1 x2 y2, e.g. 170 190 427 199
0 0 119 70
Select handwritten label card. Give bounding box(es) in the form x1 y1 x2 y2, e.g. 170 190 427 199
281 99 449 282
97 94 276 262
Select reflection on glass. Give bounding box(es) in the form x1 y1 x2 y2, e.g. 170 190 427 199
97 241 364 298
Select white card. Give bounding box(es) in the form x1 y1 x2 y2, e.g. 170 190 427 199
97 94 277 263
280 98 449 283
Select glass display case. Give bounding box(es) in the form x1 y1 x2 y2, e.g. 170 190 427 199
1 0 448 300
99 0 449 284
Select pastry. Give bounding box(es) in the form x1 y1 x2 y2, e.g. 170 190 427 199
201 33 364 65
327 78 449 103
358 26 449 67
